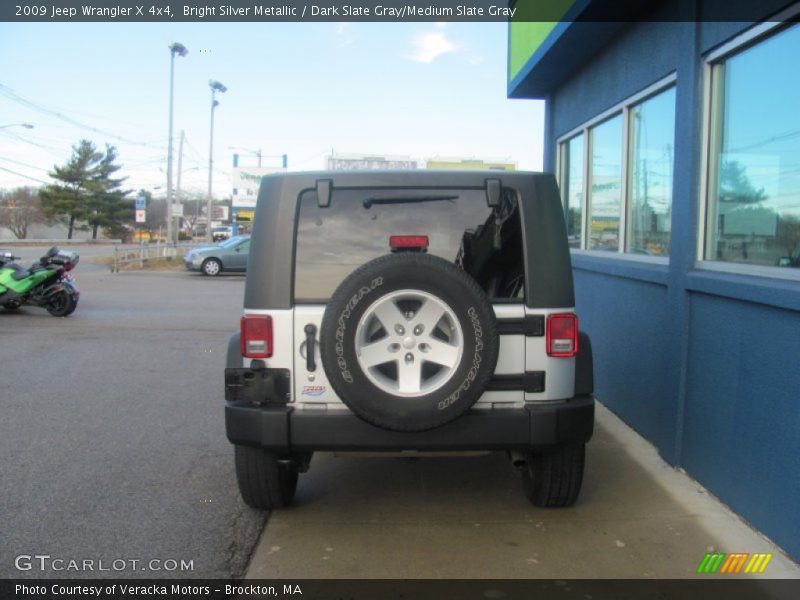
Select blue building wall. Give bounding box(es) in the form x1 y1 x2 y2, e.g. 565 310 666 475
539 12 800 561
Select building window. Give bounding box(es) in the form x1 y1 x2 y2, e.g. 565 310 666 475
589 115 623 251
557 77 676 257
704 24 800 271
561 134 584 248
627 88 675 256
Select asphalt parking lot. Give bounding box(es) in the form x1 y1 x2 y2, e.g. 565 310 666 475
0 250 261 579
2 245 798 582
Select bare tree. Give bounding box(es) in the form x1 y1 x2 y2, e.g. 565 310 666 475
0 187 45 239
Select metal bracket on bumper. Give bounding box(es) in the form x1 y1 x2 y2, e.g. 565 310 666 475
225 396 594 452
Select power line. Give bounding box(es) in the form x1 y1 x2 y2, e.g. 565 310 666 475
0 156 52 173
0 83 168 150
0 166 50 185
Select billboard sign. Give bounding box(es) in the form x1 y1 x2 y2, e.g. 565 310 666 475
327 154 417 170
232 166 281 208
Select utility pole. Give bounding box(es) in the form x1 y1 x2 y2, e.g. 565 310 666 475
175 129 185 243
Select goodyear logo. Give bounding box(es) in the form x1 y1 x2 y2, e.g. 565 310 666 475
696 552 773 574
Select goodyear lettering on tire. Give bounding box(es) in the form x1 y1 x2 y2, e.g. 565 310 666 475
335 277 383 383
438 306 483 411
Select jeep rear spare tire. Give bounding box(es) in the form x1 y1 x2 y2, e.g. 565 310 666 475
320 253 499 432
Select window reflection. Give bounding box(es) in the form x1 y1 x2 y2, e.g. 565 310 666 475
563 135 584 248
627 88 675 256
589 115 623 251
707 24 800 269
294 189 494 300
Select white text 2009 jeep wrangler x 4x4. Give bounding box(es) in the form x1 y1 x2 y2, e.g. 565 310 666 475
225 171 594 509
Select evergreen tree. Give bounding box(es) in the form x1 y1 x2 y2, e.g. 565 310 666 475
40 139 131 239
85 145 132 239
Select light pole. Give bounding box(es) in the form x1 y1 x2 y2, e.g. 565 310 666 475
0 123 34 130
166 42 188 248
206 80 227 242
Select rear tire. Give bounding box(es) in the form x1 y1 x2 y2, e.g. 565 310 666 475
46 291 77 317
522 444 585 508
234 445 298 510
202 258 222 276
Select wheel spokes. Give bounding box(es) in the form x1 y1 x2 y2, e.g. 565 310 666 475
397 356 423 394
413 298 446 333
359 339 395 368
422 339 460 368
372 299 407 331
355 289 464 398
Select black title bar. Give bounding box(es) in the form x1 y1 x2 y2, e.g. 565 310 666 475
3 0 795 22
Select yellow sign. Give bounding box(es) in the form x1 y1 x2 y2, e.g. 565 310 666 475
426 159 516 171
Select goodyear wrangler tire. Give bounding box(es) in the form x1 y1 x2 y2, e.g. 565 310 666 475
319 253 499 432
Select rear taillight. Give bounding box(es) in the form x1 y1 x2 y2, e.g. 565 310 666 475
546 313 578 358
240 315 273 358
389 235 429 251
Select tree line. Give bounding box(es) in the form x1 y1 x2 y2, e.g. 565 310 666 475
1 139 131 240
1 138 231 241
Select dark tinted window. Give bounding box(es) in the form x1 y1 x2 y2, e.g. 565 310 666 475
294 187 522 301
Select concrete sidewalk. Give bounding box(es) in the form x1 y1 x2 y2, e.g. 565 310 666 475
246 403 799 578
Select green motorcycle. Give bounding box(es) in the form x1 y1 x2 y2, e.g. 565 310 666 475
0 247 80 316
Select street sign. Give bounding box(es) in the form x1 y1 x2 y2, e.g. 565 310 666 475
135 196 147 210
171 204 184 217
135 209 146 223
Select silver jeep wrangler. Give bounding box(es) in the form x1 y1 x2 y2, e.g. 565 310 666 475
225 171 594 509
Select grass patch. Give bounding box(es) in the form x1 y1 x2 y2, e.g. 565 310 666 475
104 252 187 272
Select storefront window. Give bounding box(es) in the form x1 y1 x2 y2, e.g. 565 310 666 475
706 24 800 270
589 115 623 251
627 88 675 256
562 134 584 248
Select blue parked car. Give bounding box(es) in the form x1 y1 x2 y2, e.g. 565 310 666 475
184 235 250 276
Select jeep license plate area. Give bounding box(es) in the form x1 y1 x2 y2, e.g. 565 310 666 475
225 367 291 405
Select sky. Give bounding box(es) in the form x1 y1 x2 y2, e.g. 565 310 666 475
0 21 545 199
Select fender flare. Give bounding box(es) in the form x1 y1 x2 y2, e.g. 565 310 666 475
575 331 594 396
227 332 243 369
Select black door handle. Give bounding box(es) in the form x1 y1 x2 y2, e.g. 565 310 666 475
304 323 317 372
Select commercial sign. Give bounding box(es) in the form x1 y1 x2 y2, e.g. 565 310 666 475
327 154 417 170
232 166 281 209
426 158 516 171
212 205 229 221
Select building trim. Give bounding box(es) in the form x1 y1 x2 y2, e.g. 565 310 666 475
686 269 800 312
571 251 670 286
695 261 800 285
704 2 800 63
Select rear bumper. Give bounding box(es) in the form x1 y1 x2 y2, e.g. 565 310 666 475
225 396 594 452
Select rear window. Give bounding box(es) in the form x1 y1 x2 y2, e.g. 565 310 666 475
294 187 523 302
